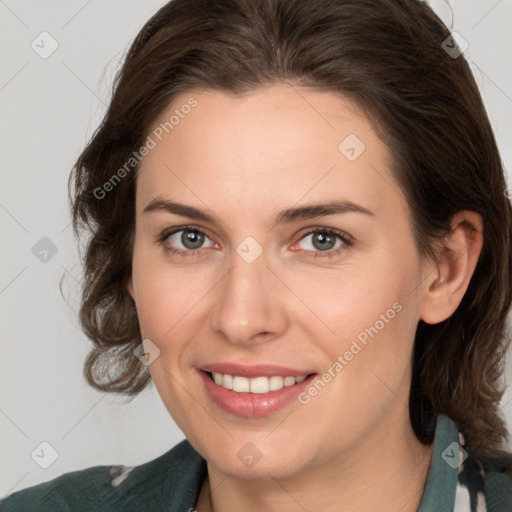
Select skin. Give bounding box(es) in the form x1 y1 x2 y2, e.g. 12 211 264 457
127 84 483 512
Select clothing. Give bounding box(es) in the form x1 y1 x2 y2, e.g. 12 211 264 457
1 415 511 511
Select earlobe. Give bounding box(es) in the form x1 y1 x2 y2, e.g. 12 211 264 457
420 210 483 325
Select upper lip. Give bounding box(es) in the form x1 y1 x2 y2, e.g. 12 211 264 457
200 363 315 378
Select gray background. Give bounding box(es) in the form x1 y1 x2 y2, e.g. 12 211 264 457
1 0 511 497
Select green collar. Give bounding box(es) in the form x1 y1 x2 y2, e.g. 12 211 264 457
417 414 459 511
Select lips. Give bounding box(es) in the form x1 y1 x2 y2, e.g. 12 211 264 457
200 362 314 378
197 363 317 418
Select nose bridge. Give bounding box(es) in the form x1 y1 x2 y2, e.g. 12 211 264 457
210 244 287 344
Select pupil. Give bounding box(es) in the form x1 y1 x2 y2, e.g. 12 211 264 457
313 232 335 251
182 229 204 249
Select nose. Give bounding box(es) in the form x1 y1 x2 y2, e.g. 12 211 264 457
209 248 289 346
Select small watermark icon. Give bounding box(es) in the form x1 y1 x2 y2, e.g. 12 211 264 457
237 442 262 468
338 134 366 162
31 32 59 59
236 236 263 264
441 441 468 469
134 338 161 366
31 441 59 469
32 237 58 263
441 32 469 59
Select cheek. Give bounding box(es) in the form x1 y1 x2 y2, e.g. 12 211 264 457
290 248 420 387
294 276 418 448
286 253 417 341
131 276 175 341
130 253 208 426
130 244 209 339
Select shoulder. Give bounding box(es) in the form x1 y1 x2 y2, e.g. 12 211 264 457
0 439 206 512
481 453 512 511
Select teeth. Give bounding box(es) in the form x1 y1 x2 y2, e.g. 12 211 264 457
232 376 250 393
269 376 284 391
222 374 233 390
210 372 308 393
283 376 296 387
250 376 269 394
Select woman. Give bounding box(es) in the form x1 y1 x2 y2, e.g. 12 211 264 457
2 0 511 510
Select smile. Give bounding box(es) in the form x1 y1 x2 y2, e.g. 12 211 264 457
198 365 317 418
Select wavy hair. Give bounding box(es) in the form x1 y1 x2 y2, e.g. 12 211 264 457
68 0 512 458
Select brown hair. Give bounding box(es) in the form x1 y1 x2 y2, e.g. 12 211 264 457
69 0 512 458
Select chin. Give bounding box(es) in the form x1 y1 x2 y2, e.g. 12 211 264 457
196 435 314 480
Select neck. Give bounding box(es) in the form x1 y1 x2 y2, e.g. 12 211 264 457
196 408 434 512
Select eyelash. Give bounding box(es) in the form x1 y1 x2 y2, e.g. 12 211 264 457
156 226 353 259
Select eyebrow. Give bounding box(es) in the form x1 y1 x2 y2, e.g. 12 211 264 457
142 197 375 225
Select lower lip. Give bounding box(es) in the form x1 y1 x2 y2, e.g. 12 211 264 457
198 370 317 418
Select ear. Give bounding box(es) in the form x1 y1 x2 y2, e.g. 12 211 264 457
419 210 483 325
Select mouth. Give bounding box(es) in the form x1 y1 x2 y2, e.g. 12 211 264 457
197 368 318 418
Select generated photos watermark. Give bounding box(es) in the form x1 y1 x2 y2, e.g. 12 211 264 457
93 97 198 200
298 301 403 405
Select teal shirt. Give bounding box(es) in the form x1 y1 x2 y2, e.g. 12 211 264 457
1 415 511 511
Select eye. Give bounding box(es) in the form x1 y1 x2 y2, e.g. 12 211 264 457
157 226 352 259
158 227 216 256
294 228 352 258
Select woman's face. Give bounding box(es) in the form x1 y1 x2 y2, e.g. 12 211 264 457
128 84 434 478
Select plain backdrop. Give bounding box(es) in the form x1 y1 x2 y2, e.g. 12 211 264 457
1 0 512 497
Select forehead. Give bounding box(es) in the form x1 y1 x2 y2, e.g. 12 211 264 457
135 85 406 220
